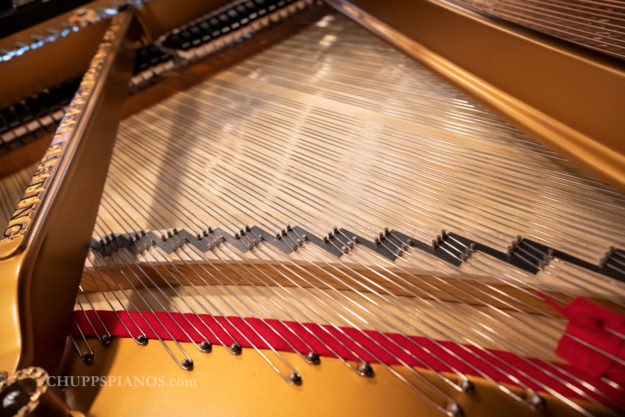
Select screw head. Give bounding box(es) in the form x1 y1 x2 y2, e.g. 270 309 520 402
101 335 112 346
81 352 94 363
230 343 242 355
200 341 212 352
306 351 320 365
358 361 373 377
460 378 474 393
288 372 302 385
181 358 194 370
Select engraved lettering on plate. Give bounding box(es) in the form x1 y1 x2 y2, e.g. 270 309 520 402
0 14 124 251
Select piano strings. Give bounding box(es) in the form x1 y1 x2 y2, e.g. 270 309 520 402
1 9 624 417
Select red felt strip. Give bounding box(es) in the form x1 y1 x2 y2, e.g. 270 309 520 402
73 309 625 409
537 293 625 386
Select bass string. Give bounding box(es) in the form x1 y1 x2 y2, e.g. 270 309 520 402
495 1 625 35
191 75 624 264
134 100 620 258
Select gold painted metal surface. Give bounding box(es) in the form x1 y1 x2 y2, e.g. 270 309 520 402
0 10 136 374
327 0 625 191
61 339 600 417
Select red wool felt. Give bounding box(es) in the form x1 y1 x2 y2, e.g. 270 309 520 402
537 293 625 387
72 309 625 408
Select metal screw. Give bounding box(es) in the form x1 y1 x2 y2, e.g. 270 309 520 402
181 358 194 370
230 343 242 355
306 351 320 365
101 335 112 346
81 352 94 363
288 372 302 385
358 361 373 377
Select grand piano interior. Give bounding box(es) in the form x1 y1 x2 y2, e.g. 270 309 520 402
0 1 624 416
